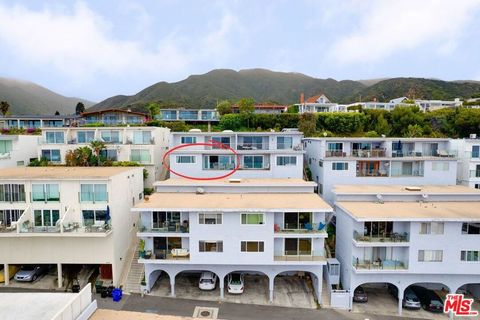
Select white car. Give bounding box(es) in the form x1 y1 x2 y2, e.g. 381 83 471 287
198 272 217 291
227 273 244 294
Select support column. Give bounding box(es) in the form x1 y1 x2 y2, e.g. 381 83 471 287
397 288 404 316
57 263 63 288
269 276 274 303
170 276 176 297
3 264 9 286
316 273 323 306
219 275 225 299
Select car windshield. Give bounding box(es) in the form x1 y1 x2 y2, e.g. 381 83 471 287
20 266 35 271
355 287 365 294
230 274 241 282
431 300 443 306
406 294 419 302
200 279 213 284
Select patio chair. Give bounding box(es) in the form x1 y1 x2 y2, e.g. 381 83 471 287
317 222 326 231
304 223 313 231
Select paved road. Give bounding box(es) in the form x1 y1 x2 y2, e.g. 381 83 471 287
96 293 412 320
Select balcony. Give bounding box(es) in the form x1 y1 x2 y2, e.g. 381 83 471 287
274 222 326 235
146 249 190 260
237 143 268 150
274 250 325 262
352 257 408 270
353 230 409 243
325 150 346 157
139 221 189 233
470 170 480 178
351 149 387 158
79 192 108 203
392 149 456 158
31 192 60 203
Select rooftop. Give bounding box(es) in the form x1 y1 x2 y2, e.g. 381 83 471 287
303 137 450 142
0 166 140 180
337 201 480 221
82 108 148 116
171 131 303 136
333 184 480 195
154 178 316 187
134 193 332 212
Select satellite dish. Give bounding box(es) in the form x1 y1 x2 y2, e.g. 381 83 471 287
376 194 384 203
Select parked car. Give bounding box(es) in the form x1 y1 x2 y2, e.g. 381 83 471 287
410 285 444 313
353 286 368 302
227 273 244 294
198 272 217 291
388 284 421 310
0 265 20 283
14 265 49 282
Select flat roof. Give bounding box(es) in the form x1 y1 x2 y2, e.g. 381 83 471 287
333 185 480 195
134 193 332 212
172 131 303 136
0 166 140 180
337 201 480 221
91 309 194 320
303 137 450 142
154 178 316 187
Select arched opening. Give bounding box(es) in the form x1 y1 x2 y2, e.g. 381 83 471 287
148 269 171 296
456 283 480 306
173 270 221 298
273 271 318 309
352 282 399 315
224 270 269 302
405 282 450 314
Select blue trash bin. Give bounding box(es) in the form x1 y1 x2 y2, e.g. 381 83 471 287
112 288 122 302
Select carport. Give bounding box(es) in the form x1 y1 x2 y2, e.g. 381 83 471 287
352 283 399 315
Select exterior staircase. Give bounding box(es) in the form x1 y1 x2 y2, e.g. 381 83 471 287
124 245 144 294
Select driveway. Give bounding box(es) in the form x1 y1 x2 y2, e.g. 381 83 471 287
149 273 317 309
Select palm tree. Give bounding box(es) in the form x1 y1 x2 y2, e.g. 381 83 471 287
90 140 105 165
0 101 10 116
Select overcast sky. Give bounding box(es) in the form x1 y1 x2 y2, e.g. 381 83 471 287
0 0 479 102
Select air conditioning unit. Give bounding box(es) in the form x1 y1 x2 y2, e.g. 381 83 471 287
470 133 477 139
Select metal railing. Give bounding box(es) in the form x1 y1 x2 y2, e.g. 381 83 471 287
392 149 457 158
325 150 346 157
138 222 189 233
274 250 324 261
352 257 408 270
353 230 409 242
351 149 387 158
146 249 190 260
31 192 60 203
356 170 389 177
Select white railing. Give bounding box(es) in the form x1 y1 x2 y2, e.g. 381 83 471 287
52 283 97 320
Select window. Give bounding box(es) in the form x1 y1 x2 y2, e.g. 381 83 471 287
432 162 449 171
277 156 297 166
131 150 151 163
100 130 120 143
241 241 264 252
472 146 480 158
77 131 95 143
32 184 60 202
277 136 293 149
0 209 22 226
332 162 348 170
199 241 223 252
176 156 195 164
45 131 64 144
152 211 180 228
475 184 480 189
80 184 107 202
284 212 312 229
133 131 152 144
284 238 312 255
203 155 236 170
461 250 480 262
243 155 264 169
319 161 323 167
241 213 264 225
420 222 444 235
99 149 118 161
462 223 480 234
199 213 222 224
0 140 12 154
242 136 264 149
41 149 61 162
16 161 24 166
211 137 230 148
418 250 443 262
363 221 393 238
82 210 107 226
34 209 60 227
327 143 343 151
0 184 25 202
181 136 197 144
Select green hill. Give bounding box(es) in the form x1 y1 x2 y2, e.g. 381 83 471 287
0 77 94 115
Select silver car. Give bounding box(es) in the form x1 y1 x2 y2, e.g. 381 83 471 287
14 265 49 282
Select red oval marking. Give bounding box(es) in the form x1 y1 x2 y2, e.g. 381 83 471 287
162 140 241 180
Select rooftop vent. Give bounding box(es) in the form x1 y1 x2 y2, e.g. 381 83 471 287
196 187 205 194
405 186 422 191
189 129 202 133
282 128 299 132
376 194 384 204
222 130 234 133
228 178 242 183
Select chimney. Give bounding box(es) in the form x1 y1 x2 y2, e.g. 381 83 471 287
300 93 305 104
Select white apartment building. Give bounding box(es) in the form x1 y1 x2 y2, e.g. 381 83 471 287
303 137 458 203
296 94 343 113
333 184 480 315
168 130 304 179
415 98 462 111
132 178 332 303
0 167 144 287
0 135 38 168
158 109 219 122
37 127 170 186
451 137 480 189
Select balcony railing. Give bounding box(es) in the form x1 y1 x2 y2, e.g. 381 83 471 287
390 170 424 177
356 170 389 177
392 149 456 158
351 149 387 158
274 250 325 261
31 192 60 203
138 222 189 233
237 143 268 150
238 164 270 170
353 230 409 243
470 170 480 178
203 163 236 170
275 222 326 234
130 154 152 164
79 192 108 203
325 150 346 157
147 249 190 260
352 257 408 270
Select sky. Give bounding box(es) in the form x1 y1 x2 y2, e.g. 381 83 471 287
0 0 480 102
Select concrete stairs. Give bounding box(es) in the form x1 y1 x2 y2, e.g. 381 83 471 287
123 245 144 294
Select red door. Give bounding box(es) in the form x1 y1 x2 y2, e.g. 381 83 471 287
100 264 113 280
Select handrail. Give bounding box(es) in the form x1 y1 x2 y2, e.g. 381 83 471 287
16 205 31 233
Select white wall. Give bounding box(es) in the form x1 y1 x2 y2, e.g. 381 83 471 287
0 135 38 168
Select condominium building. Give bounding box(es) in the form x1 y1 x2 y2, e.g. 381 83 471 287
168 130 304 179
157 109 219 122
333 184 480 315
303 137 458 203
451 137 480 189
0 167 144 287
0 135 39 168
132 178 332 303
0 114 80 129
231 104 288 114
37 127 170 186
81 109 148 125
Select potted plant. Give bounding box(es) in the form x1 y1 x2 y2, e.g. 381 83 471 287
139 239 146 258
140 275 148 296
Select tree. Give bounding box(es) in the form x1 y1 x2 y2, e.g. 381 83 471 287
55 110 60 115
0 101 10 116
298 113 317 137
75 102 85 115
90 140 106 165
237 97 255 115
375 114 390 136
147 102 161 119
405 124 424 137
216 100 232 115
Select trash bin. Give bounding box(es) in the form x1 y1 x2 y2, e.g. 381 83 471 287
95 280 104 293
112 288 122 302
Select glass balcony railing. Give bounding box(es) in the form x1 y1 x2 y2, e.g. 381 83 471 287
145 249 190 260
325 150 346 157
353 230 409 242
237 143 268 150
275 222 326 234
79 192 108 203
31 192 60 202
274 250 325 261
138 221 189 233
351 149 387 157
352 257 408 270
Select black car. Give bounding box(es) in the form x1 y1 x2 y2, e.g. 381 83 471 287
388 284 421 310
353 286 368 303
410 285 443 313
